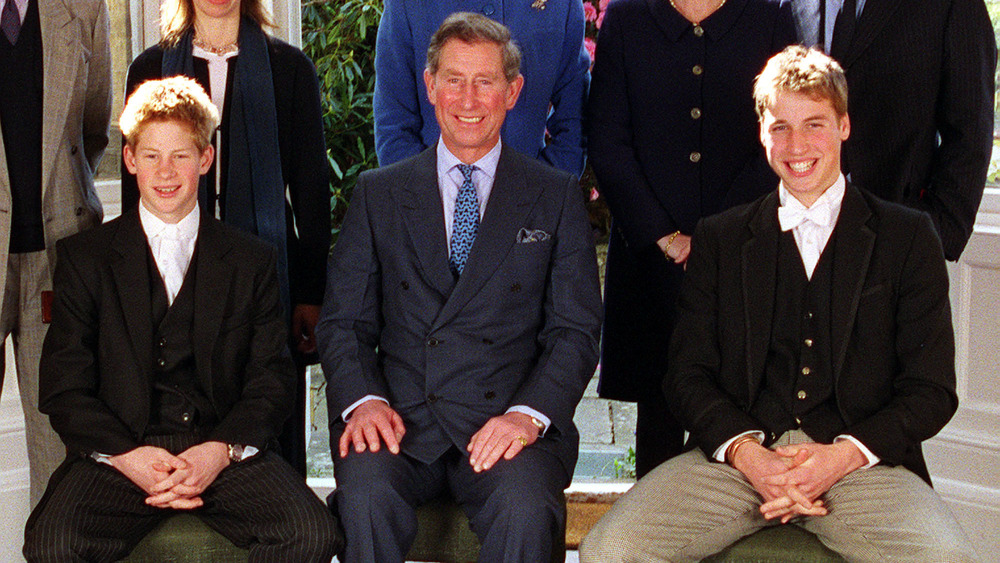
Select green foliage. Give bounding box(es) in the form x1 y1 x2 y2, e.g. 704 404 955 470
301 0 382 241
612 446 636 479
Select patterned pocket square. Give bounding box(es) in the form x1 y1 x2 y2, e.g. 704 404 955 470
516 228 551 243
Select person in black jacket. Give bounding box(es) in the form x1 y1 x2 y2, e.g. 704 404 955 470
123 0 331 474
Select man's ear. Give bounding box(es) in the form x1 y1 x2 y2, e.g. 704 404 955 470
839 113 851 141
123 144 138 174
424 68 437 106
199 144 215 175
505 74 525 110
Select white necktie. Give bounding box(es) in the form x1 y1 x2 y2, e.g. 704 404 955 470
778 202 833 279
157 226 190 305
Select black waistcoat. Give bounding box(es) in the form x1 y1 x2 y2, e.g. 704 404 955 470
146 248 217 435
0 0 45 252
751 230 845 444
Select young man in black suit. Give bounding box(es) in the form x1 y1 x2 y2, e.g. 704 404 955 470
580 46 977 562
23 77 340 562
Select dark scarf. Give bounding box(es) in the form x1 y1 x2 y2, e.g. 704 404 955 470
161 17 290 317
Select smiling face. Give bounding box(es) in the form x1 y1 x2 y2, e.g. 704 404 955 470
760 90 850 207
424 39 524 163
124 119 213 224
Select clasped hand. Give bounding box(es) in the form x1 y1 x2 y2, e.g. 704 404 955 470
732 440 865 523
340 400 538 473
109 442 230 510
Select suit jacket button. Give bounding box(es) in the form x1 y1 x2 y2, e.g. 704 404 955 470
75 207 84 216
427 394 438 403
510 283 521 292
401 281 409 290
484 391 495 399
426 337 439 347
157 358 166 367
71 145 78 155
181 412 191 423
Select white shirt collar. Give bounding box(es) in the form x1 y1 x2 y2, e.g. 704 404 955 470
778 174 847 214
436 138 502 181
139 202 201 242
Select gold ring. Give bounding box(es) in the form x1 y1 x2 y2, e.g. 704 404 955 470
517 436 528 447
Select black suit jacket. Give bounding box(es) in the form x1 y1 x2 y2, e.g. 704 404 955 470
834 0 996 261
39 209 295 457
316 145 603 480
666 185 958 483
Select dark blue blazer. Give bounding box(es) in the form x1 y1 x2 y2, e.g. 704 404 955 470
588 0 796 400
317 145 603 480
373 0 591 177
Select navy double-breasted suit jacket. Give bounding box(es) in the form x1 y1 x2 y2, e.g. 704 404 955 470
317 145 603 480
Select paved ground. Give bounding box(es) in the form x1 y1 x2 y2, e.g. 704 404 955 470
306 365 637 480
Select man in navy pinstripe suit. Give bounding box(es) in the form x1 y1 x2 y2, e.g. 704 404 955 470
22 77 340 562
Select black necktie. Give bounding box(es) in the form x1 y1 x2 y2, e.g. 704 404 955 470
830 0 857 61
1 0 21 45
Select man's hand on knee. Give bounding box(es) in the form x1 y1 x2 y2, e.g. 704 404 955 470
339 399 406 457
467 412 538 473
109 446 189 497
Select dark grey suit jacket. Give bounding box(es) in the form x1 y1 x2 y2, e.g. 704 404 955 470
317 144 603 480
834 0 996 260
666 185 958 484
39 209 295 457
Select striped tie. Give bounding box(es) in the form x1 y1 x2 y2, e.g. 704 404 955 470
449 164 479 276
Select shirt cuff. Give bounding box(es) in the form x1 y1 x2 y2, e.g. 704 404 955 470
505 406 550 436
834 435 880 468
713 431 766 463
342 395 389 421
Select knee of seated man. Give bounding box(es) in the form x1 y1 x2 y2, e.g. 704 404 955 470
332 451 414 517
285 504 344 561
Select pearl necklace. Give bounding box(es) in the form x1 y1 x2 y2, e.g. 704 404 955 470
193 36 239 56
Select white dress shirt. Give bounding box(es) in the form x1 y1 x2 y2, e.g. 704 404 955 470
139 202 200 305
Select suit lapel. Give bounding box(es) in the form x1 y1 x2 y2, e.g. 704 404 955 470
742 193 780 398
399 148 454 297
432 147 542 331
830 185 875 382
109 211 154 405
839 0 904 69
191 218 233 397
39 0 77 201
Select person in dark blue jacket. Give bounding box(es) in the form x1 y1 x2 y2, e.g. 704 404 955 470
373 0 591 177
588 0 796 477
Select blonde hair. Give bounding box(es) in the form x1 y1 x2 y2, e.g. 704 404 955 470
754 45 848 119
159 0 274 47
121 76 220 151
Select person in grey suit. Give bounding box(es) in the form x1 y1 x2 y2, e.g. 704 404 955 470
23 77 340 562
580 46 976 562
0 0 111 506
317 12 603 563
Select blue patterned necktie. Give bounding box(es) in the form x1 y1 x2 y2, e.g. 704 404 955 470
1 0 20 45
449 164 479 276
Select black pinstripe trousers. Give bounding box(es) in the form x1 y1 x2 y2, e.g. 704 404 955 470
23 447 341 562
